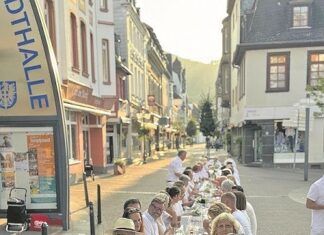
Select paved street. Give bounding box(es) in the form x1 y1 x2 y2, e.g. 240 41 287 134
0 144 323 234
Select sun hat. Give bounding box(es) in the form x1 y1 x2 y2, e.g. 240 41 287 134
113 218 135 231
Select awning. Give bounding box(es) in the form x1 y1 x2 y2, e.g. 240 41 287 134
64 100 112 116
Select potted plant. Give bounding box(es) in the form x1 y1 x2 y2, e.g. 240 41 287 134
114 159 126 175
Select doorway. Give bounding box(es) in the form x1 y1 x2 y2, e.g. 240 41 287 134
107 136 114 164
82 114 90 164
253 129 262 162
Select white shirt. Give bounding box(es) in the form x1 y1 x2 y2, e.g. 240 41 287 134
233 210 253 235
143 210 159 235
192 172 200 183
307 175 324 234
246 201 257 235
166 156 184 183
172 201 184 217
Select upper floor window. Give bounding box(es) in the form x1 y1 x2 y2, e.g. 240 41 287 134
224 65 229 94
80 21 88 77
44 0 56 55
100 0 108 12
102 39 111 84
70 13 79 71
90 33 95 83
267 52 290 92
293 6 309 27
224 27 229 54
308 51 324 86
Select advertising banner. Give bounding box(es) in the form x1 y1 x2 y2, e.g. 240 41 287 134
0 0 57 116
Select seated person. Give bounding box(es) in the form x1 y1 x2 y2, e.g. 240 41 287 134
203 202 231 234
113 218 139 235
123 207 144 233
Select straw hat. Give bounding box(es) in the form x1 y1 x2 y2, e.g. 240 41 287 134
113 218 135 231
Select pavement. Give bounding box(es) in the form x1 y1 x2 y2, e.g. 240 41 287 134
0 144 322 234
0 145 185 235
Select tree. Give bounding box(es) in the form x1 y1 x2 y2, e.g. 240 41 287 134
199 96 216 156
199 96 216 137
186 119 197 138
308 78 324 111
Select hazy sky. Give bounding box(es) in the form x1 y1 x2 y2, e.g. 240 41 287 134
136 0 228 64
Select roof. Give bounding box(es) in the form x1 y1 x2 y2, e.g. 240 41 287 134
243 0 324 44
233 0 324 64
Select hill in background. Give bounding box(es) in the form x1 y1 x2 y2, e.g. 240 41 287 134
176 56 219 105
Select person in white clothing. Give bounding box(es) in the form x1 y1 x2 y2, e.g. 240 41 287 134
166 150 187 186
306 175 324 235
143 197 166 235
232 185 257 235
221 192 252 235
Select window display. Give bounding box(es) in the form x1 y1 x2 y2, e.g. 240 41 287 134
274 122 305 153
0 127 57 210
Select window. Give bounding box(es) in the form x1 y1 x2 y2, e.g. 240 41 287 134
224 27 229 54
224 65 229 94
293 6 309 27
70 13 79 71
66 111 77 160
102 39 111 84
267 52 290 92
44 0 56 55
90 33 95 83
239 59 245 98
100 0 108 12
80 21 88 76
308 51 324 86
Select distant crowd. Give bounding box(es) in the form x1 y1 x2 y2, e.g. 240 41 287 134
112 150 257 235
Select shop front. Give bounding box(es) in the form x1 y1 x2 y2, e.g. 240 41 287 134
62 80 113 181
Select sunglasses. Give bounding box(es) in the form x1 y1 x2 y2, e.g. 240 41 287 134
125 207 141 214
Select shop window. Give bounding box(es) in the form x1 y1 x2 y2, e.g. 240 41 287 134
66 111 77 160
274 122 305 153
0 127 57 210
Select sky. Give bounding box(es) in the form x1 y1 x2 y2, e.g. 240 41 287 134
136 0 228 64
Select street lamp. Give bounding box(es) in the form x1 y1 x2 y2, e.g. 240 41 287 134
294 96 317 181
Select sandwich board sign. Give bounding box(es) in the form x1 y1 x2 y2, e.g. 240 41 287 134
0 0 69 230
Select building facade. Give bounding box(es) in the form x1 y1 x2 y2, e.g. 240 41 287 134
219 0 324 167
39 0 117 182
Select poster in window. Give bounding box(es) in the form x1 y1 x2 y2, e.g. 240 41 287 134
30 176 40 195
0 134 13 148
0 151 15 171
27 134 55 177
1 172 15 188
15 152 29 171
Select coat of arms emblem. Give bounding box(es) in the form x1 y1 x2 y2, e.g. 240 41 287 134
0 81 17 109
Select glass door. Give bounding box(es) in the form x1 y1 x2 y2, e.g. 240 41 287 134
253 130 262 162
